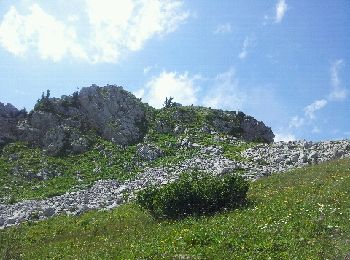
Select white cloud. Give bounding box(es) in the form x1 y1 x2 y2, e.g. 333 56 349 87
304 99 328 120
275 0 288 23
136 71 199 108
138 68 246 111
213 23 232 34
285 60 348 136
86 0 189 63
238 36 254 60
203 68 246 110
0 1 189 63
329 59 348 101
274 132 296 142
0 4 87 61
289 116 304 128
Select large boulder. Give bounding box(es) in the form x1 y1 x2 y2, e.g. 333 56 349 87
136 144 163 161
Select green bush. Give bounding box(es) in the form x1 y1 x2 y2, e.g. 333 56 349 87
137 171 249 219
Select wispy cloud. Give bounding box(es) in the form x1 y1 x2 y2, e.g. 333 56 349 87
238 36 255 60
0 0 189 63
329 59 348 101
304 99 328 120
143 65 156 75
274 132 296 142
203 68 247 111
285 59 348 137
135 71 199 108
288 116 304 128
213 23 232 34
275 0 288 23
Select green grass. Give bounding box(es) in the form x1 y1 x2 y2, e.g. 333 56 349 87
1 159 350 259
0 140 139 203
0 132 197 203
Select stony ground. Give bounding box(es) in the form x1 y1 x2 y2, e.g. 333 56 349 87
1 139 349 229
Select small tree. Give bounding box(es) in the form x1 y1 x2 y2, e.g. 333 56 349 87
164 97 174 108
34 89 52 111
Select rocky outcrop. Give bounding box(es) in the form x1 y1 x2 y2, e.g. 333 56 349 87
153 108 274 143
0 103 26 146
16 85 148 155
0 85 274 155
241 116 274 142
211 111 274 142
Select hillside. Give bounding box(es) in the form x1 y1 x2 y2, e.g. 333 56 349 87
0 85 274 204
1 158 350 259
0 85 350 258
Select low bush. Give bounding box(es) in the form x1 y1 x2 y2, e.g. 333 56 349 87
137 171 249 219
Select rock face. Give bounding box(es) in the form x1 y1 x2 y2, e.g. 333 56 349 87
0 84 274 155
212 111 274 143
241 116 274 142
16 85 148 155
0 103 26 146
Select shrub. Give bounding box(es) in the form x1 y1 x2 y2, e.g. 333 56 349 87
137 171 249 219
34 89 53 112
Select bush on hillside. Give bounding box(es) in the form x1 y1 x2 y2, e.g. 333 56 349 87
137 171 249 219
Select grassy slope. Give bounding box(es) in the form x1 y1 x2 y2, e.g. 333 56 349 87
0 140 139 203
1 159 350 259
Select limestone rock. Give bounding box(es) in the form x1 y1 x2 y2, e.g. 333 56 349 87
0 102 26 146
13 85 148 155
137 144 163 161
241 117 274 143
0 85 275 156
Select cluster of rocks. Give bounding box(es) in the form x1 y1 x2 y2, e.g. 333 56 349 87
0 180 123 227
241 140 350 178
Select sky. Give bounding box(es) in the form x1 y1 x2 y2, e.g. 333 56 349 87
0 0 349 142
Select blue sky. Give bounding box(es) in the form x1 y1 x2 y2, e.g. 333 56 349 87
0 0 349 141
